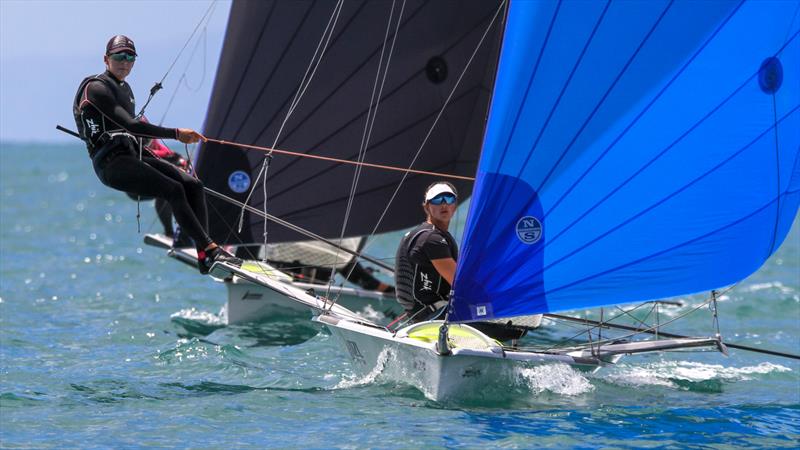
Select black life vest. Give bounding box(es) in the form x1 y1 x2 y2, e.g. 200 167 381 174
394 223 456 311
72 72 137 156
73 74 105 152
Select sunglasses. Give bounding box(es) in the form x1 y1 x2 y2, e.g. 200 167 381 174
429 193 457 205
109 52 136 62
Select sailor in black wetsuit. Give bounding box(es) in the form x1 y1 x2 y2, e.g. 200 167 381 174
395 182 460 322
395 182 526 341
73 35 240 274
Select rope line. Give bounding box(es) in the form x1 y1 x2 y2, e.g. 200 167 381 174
136 0 218 119
205 137 475 181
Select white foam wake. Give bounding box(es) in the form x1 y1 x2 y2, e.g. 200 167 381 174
333 347 392 389
603 361 791 388
744 281 795 294
170 307 226 326
514 363 594 396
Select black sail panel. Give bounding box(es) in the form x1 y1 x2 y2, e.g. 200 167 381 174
196 0 504 244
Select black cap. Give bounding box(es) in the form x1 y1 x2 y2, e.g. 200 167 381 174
106 35 137 56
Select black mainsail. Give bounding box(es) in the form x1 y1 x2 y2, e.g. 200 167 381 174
195 0 505 245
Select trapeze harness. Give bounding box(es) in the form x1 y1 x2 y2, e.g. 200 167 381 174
72 71 212 249
395 223 458 315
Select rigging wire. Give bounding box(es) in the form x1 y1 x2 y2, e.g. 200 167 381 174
204 186 394 271
205 138 475 180
261 154 273 261
537 284 740 353
135 0 218 120
236 0 345 235
51 122 800 361
158 24 210 126
326 0 508 303
326 0 406 302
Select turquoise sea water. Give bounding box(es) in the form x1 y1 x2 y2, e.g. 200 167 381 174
1 142 799 448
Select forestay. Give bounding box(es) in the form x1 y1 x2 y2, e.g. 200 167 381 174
451 0 800 322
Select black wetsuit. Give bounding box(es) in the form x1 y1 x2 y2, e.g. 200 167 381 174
73 71 212 249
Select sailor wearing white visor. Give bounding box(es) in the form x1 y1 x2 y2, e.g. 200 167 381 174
394 182 459 323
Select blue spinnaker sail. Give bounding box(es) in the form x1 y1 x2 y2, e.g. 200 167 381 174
450 0 800 322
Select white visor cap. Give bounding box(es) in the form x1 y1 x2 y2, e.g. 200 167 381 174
424 183 457 202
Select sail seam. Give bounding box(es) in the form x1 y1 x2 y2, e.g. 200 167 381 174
525 0 616 193
270 159 471 220
532 29 799 262
492 0 675 245
247 1 385 148
487 0 562 180
533 1 674 194
266 3 498 185
546 181 797 298
353 0 508 264
478 4 784 282
541 1 746 222
213 0 279 137
534 104 800 296
265 87 482 200
237 0 345 241
477 0 677 281
337 0 403 243
228 2 324 141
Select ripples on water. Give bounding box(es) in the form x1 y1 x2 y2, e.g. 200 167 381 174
1 143 799 448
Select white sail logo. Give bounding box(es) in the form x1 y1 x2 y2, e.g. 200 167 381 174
228 171 251 193
516 216 542 244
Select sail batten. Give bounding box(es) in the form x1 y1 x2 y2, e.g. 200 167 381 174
451 0 800 322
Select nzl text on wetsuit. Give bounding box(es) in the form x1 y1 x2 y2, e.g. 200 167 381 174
73 71 212 249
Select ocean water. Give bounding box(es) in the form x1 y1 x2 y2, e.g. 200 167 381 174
1 142 799 449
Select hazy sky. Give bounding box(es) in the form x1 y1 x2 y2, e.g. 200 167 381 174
0 0 231 142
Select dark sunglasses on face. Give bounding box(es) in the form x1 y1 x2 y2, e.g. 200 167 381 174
429 193 457 205
109 52 136 62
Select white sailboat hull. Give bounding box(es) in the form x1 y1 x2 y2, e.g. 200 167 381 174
317 314 724 402
317 315 600 401
223 277 400 324
143 234 399 325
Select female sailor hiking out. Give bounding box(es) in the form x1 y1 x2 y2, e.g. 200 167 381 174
72 34 240 274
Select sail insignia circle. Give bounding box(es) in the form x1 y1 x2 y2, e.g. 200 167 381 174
227 170 251 194
758 57 783 94
515 216 542 244
425 56 448 84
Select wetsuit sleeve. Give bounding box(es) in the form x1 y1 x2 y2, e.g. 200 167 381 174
420 230 454 261
84 81 177 140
